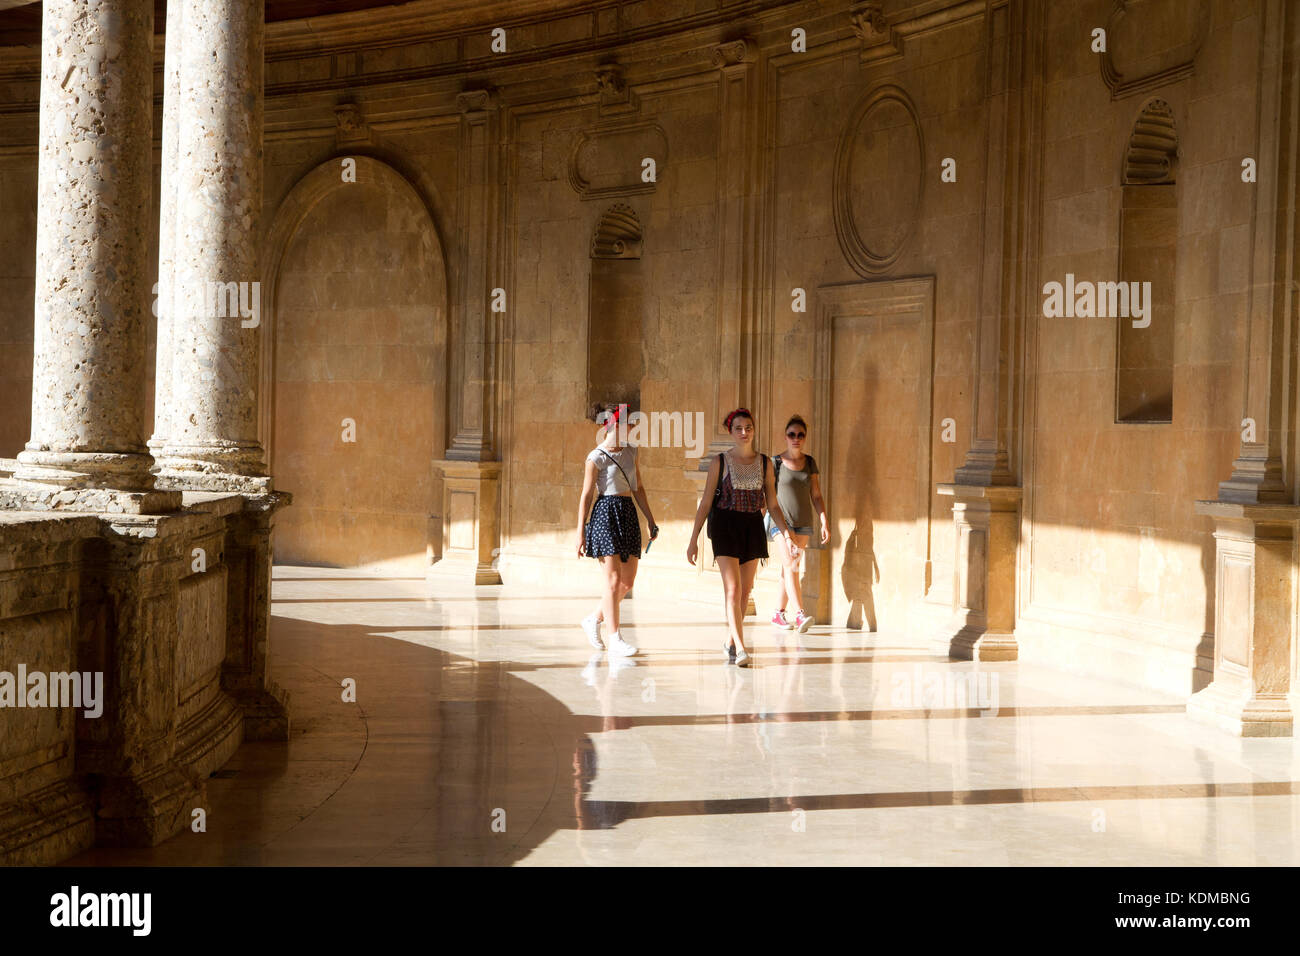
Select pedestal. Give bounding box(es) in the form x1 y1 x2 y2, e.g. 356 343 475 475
936 483 1021 661
432 460 503 585
1186 501 1300 737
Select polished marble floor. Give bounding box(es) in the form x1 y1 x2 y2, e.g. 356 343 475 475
69 566 1300 866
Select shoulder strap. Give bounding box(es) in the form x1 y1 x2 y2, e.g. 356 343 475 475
598 448 633 492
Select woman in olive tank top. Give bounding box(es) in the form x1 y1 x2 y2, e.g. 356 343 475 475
765 414 829 633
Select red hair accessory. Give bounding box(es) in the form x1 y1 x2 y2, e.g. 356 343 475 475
605 405 623 430
724 407 753 430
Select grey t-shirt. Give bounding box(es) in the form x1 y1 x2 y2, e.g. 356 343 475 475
587 445 637 495
774 453 818 528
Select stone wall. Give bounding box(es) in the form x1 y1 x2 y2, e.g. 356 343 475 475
0 495 288 864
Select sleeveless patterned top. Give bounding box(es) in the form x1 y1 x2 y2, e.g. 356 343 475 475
715 450 766 512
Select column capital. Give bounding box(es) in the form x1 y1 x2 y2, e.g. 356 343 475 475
456 87 497 114
710 37 755 68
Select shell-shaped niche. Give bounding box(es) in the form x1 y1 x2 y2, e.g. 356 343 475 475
591 203 644 259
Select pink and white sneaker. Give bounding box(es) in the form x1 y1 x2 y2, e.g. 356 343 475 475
771 609 794 630
794 611 814 633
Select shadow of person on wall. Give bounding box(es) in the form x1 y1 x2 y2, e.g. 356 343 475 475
841 518 880 631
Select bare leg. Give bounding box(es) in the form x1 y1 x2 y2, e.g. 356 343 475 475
738 558 760 647
601 555 622 634
786 532 810 616
615 557 638 630
717 556 745 651
775 533 795 615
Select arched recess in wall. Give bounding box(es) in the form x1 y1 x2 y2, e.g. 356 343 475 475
261 155 450 569
1116 98 1178 423
587 203 645 410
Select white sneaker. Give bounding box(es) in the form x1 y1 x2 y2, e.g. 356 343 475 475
607 632 638 657
581 612 604 650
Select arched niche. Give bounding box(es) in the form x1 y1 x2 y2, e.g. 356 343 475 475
587 202 645 410
261 155 450 569
1116 99 1178 424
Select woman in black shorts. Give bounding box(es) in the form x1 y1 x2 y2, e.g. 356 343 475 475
686 407 795 667
576 402 658 657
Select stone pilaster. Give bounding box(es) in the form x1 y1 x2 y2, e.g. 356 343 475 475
154 0 271 493
446 88 502 461
1191 0 1299 736
432 460 503 585
3 0 179 516
704 38 760 462
1214 0 1296 505
939 0 1041 656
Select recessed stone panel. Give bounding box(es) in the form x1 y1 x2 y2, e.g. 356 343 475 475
569 123 668 201
834 85 923 275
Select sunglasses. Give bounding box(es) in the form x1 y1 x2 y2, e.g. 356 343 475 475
787 431 805 439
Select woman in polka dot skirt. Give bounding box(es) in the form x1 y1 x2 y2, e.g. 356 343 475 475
576 402 658 656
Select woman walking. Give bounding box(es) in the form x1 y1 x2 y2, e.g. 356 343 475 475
576 402 658 656
686 408 795 667
765 414 830 634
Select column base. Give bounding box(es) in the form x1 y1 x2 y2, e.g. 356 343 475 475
94 763 205 848
155 467 272 494
154 443 272 494
429 556 503 586
230 680 291 742
943 623 1020 661
0 777 96 866
1187 681 1293 737
0 479 182 515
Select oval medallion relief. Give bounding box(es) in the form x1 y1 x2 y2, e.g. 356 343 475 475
833 84 923 275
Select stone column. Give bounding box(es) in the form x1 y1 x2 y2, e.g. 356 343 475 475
937 0 1040 660
1189 0 1300 736
2 0 178 516
154 0 270 493
147 0 184 466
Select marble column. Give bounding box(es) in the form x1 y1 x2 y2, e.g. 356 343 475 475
154 0 271 493
2 0 178 515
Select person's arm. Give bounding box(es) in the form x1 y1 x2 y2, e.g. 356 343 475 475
576 458 598 557
631 455 656 537
810 471 830 544
764 457 796 556
686 455 722 565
